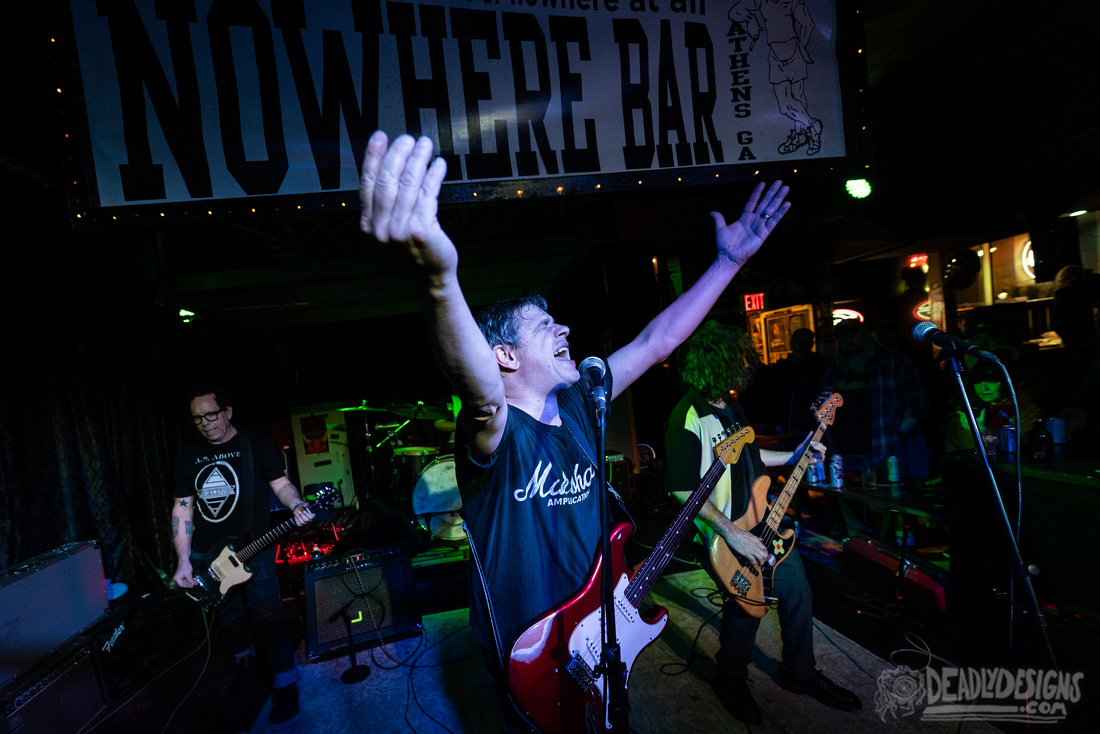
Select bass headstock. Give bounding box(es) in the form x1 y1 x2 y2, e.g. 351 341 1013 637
813 391 843 427
712 424 756 467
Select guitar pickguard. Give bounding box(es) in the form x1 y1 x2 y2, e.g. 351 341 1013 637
565 573 663 701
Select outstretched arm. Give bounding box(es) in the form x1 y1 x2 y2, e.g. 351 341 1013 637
360 132 507 459
607 180 791 399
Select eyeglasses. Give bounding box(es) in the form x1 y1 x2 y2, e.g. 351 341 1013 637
191 409 226 425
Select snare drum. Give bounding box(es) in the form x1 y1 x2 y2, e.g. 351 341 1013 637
411 455 466 542
393 446 437 500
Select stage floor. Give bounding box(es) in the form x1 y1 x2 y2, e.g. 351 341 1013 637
242 567 1000 734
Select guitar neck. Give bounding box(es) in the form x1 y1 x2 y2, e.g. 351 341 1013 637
624 454 728 609
764 422 827 534
234 515 300 564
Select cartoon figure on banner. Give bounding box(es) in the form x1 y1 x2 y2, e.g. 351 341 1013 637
729 0 823 155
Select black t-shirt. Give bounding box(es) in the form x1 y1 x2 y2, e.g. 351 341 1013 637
173 429 284 554
665 388 763 545
456 374 612 654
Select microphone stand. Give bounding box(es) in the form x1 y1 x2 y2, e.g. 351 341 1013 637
591 385 629 732
330 596 372 684
944 353 1057 667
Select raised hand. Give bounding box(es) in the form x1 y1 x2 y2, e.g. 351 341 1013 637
710 180 791 269
359 131 457 281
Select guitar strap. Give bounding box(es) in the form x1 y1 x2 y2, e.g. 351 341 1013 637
465 520 541 733
237 430 255 540
559 411 633 527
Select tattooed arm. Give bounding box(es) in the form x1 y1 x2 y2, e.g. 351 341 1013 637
171 496 197 588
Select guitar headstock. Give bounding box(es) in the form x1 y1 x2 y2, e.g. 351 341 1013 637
813 391 843 427
308 485 341 512
712 424 756 467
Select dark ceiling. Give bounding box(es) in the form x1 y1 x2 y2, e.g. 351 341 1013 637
3 1 1098 328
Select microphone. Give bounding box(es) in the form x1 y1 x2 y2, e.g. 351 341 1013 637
579 356 607 412
911 322 1002 364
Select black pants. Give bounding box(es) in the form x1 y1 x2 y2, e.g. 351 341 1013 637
716 548 817 681
216 549 297 678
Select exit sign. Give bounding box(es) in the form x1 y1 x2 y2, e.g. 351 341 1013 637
744 293 766 312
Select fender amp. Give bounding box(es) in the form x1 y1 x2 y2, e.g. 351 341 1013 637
0 542 108 687
1 639 105 734
304 544 421 661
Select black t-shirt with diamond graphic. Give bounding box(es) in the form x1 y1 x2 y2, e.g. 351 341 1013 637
173 429 284 554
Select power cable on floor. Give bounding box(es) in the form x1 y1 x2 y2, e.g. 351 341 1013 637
659 587 724 678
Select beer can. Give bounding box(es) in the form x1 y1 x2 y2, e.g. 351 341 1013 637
1046 417 1066 444
829 455 844 487
999 425 1017 453
809 461 826 484
886 456 901 483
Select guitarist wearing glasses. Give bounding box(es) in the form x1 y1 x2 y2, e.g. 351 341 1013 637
665 322 860 725
171 385 314 726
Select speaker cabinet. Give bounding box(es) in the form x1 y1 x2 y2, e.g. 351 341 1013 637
304 544 421 660
1 639 105 734
0 542 108 687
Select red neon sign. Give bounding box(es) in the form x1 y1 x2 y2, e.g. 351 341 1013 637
744 292 766 312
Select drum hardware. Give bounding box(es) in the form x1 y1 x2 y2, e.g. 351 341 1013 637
387 401 448 421
373 419 413 450
339 400 389 413
411 455 467 542
326 423 370 434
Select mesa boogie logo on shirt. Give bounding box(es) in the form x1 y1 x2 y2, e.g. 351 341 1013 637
194 460 239 522
514 460 595 507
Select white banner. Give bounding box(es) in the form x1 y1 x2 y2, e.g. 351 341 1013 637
69 0 850 210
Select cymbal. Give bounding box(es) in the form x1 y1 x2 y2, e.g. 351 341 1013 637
434 419 457 432
387 402 448 420
339 401 388 412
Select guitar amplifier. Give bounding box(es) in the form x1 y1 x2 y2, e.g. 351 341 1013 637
0 542 108 687
304 544 421 660
0 638 106 734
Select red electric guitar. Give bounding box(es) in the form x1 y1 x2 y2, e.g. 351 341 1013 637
507 425 755 734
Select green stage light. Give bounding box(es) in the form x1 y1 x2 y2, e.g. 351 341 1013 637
846 179 871 198
179 309 196 324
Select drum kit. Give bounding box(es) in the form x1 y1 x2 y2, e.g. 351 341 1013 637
339 399 465 543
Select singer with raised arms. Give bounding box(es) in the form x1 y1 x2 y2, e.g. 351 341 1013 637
359 131 790 732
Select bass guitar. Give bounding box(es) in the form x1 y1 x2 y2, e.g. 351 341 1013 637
708 391 842 617
185 485 339 610
508 425 755 734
